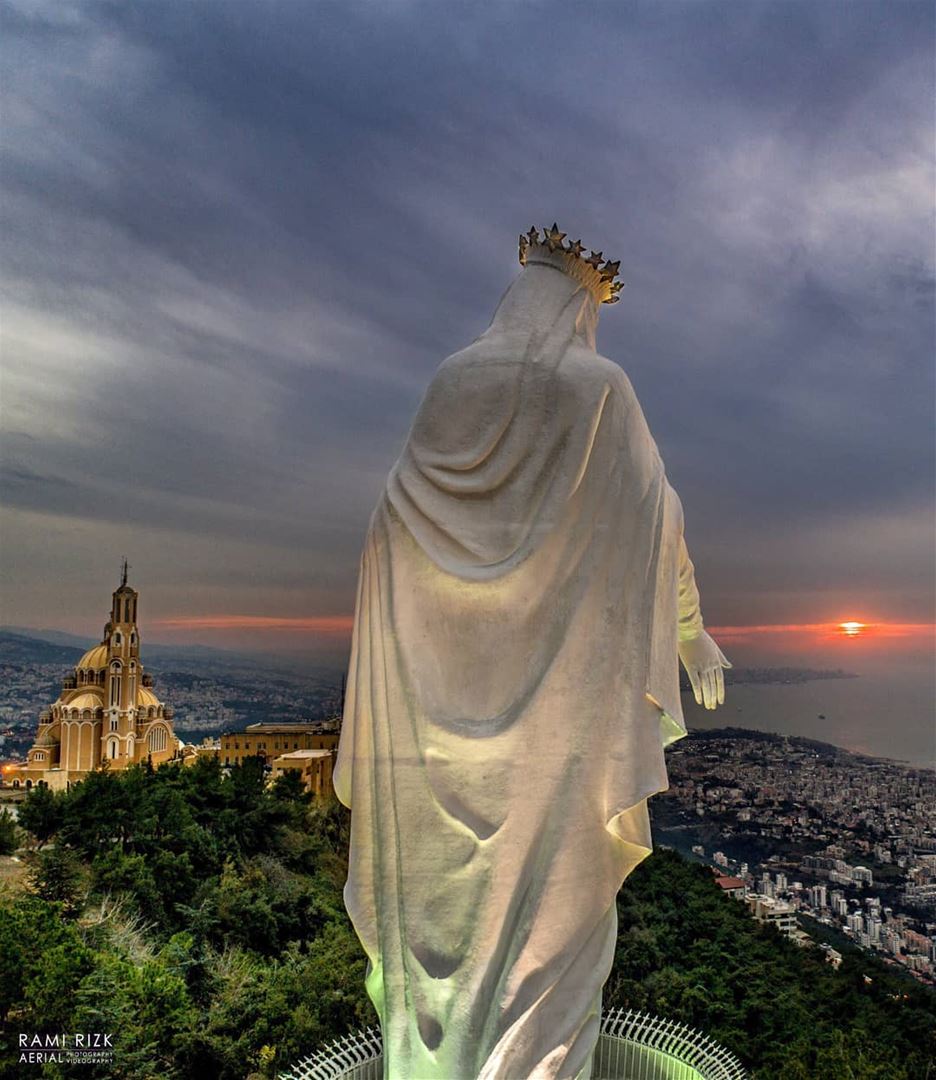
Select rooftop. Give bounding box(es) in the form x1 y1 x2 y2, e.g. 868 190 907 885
714 876 746 890
243 722 327 734
273 749 333 761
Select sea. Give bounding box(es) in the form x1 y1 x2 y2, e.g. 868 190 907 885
681 644 935 769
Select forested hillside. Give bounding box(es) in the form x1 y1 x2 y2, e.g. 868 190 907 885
1 761 933 1078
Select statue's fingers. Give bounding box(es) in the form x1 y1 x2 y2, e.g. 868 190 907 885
716 666 725 705
702 669 715 709
689 668 702 705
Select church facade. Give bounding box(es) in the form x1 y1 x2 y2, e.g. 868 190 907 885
7 564 181 791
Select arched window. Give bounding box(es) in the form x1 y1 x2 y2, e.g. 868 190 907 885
109 661 122 709
114 632 122 647
110 717 118 732
108 739 118 759
148 727 167 753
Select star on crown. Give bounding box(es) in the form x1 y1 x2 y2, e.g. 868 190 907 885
518 223 624 303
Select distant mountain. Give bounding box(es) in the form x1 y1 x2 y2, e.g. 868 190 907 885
0 627 342 678
0 631 85 665
0 625 271 666
0 626 96 649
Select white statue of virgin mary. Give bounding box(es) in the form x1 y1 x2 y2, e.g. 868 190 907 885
333 225 731 1079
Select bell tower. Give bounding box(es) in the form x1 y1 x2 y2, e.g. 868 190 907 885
105 558 140 730
110 558 139 631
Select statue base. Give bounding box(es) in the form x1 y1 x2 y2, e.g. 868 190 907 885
279 1008 748 1079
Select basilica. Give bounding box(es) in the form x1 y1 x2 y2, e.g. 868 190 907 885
8 563 181 790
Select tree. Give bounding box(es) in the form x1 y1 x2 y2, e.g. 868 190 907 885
17 783 62 848
270 769 309 806
0 807 20 855
0 894 90 1026
28 844 87 918
71 947 197 1080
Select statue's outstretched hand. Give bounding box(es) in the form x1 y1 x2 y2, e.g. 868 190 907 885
678 631 732 710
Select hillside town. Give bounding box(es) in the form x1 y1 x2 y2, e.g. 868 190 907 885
655 730 936 985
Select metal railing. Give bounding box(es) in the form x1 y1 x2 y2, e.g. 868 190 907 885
279 1008 748 1080
595 1009 747 1080
280 1024 383 1080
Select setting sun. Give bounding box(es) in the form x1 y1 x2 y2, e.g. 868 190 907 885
839 621 867 637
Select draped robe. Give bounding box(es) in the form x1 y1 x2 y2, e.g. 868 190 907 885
334 258 702 1080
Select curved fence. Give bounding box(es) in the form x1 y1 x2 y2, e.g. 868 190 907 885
279 1024 383 1080
278 1008 748 1080
595 1009 748 1080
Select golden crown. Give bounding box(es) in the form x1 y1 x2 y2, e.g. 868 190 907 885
518 223 624 304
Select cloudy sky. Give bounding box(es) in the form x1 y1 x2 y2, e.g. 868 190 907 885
1 0 933 665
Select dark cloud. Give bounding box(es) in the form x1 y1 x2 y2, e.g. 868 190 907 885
1 0 932 642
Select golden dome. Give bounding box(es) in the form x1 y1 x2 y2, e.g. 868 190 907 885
137 687 160 708
77 644 108 670
69 692 104 710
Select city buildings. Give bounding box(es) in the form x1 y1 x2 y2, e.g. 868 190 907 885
660 731 936 984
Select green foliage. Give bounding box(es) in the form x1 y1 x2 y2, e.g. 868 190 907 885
27 845 87 917
0 761 375 1078
0 809 19 855
16 784 63 848
0 895 96 1036
69 940 197 1079
609 848 936 1079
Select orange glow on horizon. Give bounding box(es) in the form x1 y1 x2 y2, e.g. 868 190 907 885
707 621 934 643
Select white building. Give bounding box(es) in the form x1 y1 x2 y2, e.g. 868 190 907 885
747 895 797 936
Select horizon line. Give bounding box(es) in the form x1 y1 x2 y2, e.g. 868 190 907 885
8 618 935 638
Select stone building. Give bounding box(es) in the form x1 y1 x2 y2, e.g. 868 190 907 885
270 748 335 796
6 563 180 790
220 722 338 768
